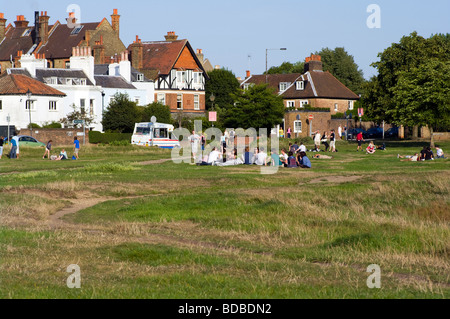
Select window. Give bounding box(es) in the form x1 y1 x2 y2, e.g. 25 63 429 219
66 78 73 85
90 99 94 117
193 72 203 84
65 61 70 69
335 103 339 111
22 29 32 37
294 121 302 133
300 100 309 108
80 99 86 115
25 100 35 110
157 93 166 105
137 74 144 82
194 95 200 110
177 94 183 110
287 101 295 108
0 100 2 111
243 84 250 91
135 98 140 105
348 101 354 110
154 128 168 139
49 101 57 111
71 26 84 35
46 77 58 85
177 71 186 84
296 81 304 90
279 82 290 92
80 79 87 86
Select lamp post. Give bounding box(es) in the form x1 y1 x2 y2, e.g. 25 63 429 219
266 48 287 83
26 89 32 137
210 94 216 128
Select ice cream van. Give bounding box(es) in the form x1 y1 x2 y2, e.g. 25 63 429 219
131 122 180 149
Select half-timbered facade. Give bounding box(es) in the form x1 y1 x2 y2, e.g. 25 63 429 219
128 32 208 116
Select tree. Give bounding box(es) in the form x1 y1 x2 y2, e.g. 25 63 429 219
222 84 285 130
390 59 450 146
315 47 365 94
205 68 240 111
102 93 141 133
140 102 172 124
60 103 95 128
266 61 304 74
363 32 450 142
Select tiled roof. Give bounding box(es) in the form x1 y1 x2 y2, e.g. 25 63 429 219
241 73 303 92
94 75 136 89
0 26 38 61
36 22 99 59
94 64 152 83
0 74 66 96
7 68 32 77
35 69 94 86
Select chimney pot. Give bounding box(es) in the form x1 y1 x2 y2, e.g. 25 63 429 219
246 70 251 78
0 13 4 19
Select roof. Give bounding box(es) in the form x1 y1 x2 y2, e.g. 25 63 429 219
242 71 359 100
35 69 94 86
0 74 66 96
7 68 32 77
36 22 100 59
129 39 207 79
94 64 152 83
0 25 37 61
94 75 136 89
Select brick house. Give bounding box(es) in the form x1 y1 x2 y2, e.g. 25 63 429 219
240 54 360 137
0 9 126 73
128 32 209 116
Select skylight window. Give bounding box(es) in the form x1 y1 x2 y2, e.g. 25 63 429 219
22 29 32 37
71 25 84 35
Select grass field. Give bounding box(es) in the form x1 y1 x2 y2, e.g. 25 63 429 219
0 139 449 299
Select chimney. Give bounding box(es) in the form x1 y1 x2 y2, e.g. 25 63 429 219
164 31 178 41
70 46 95 84
196 49 204 63
111 9 120 37
14 15 29 28
246 70 251 78
130 35 143 70
93 36 105 64
67 11 78 26
33 11 40 45
0 13 6 42
38 11 50 44
304 54 323 73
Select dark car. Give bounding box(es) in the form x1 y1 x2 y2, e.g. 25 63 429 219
385 127 399 138
364 127 384 139
346 128 366 140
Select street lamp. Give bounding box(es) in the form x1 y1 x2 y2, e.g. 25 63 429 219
26 89 32 137
210 94 216 128
266 48 287 83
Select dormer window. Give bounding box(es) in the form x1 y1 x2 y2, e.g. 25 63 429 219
45 77 58 85
22 29 32 37
279 82 290 92
296 81 304 90
80 79 87 86
71 26 84 35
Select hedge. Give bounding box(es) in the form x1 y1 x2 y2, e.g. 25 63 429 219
89 131 132 144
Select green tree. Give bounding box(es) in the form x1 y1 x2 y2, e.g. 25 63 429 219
266 61 304 74
390 59 450 146
60 103 95 128
102 93 141 133
315 47 365 94
205 68 240 111
222 84 285 130
140 102 172 124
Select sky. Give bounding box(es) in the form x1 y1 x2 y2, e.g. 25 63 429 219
2 0 449 79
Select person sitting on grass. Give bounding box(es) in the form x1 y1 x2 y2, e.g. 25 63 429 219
244 147 254 165
398 153 419 162
280 149 288 167
286 152 297 168
254 147 268 166
421 146 434 161
366 141 376 154
435 146 446 159
267 149 281 167
298 142 307 154
297 151 312 169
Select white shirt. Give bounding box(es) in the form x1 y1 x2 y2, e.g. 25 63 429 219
314 134 321 144
437 149 444 157
208 150 221 163
254 152 268 166
338 127 342 136
189 134 200 150
299 145 307 153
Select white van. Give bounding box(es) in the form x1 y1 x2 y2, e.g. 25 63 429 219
131 122 180 149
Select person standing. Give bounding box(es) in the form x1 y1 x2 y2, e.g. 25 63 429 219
338 126 343 140
321 132 329 152
14 135 20 159
73 137 80 160
279 127 284 139
330 130 336 152
287 127 292 139
9 135 18 159
356 131 364 151
201 132 206 152
0 136 3 159
189 131 200 163
43 140 52 160
314 131 321 152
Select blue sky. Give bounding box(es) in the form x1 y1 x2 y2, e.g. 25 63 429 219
2 0 449 79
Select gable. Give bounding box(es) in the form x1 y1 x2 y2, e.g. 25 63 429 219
174 46 202 70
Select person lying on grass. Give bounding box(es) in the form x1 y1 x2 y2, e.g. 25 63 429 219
398 153 420 162
313 154 333 159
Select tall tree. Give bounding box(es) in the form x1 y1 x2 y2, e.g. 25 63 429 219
102 93 141 133
222 84 285 130
266 61 304 74
205 68 240 111
315 47 365 94
140 102 172 124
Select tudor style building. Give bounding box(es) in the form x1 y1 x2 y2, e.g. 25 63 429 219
0 9 126 73
128 32 209 116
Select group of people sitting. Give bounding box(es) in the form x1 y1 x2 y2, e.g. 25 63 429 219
197 145 312 169
398 146 446 162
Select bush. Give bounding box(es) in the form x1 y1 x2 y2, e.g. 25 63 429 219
42 122 63 129
89 131 132 145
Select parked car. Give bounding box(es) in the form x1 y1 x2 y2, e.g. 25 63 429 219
385 127 399 138
346 128 366 140
364 127 384 139
3 136 46 147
